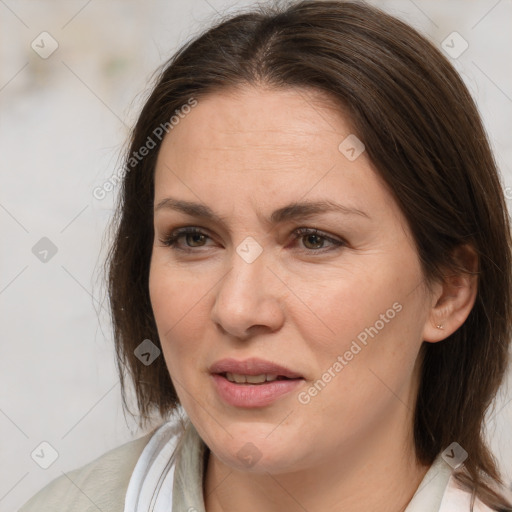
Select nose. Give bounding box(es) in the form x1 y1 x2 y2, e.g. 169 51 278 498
210 246 285 340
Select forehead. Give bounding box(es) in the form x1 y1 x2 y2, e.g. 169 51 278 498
152 86 410 241
181 85 348 132
154 85 360 180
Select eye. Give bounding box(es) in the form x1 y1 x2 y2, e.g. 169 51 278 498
158 227 214 251
291 227 345 253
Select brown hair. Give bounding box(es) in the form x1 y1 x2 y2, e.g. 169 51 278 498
105 1 512 509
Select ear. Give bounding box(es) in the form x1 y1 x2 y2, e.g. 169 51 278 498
422 244 478 343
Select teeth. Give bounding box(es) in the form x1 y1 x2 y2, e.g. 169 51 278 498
225 373 279 384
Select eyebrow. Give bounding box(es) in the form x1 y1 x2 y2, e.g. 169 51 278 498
154 197 370 224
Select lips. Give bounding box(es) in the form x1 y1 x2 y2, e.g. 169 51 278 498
209 357 305 407
209 357 303 379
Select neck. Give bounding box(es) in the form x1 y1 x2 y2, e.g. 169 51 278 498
204 402 429 512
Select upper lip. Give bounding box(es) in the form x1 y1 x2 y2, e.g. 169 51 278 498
209 357 303 379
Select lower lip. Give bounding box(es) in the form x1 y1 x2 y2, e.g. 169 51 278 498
211 374 304 408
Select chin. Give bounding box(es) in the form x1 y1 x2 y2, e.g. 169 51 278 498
204 429 307 475
213 445 292 474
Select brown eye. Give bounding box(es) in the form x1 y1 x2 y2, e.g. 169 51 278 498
159 227 213 251
292 227 345 253
302 233 326 249
185 233 207 247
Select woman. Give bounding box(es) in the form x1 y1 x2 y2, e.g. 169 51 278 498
20 1 512 511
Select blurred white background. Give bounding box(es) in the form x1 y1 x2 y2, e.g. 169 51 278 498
1 1 511 510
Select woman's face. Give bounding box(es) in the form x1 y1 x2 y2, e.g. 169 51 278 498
149 85 435 473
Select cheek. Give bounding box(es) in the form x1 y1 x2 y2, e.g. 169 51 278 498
148 261 209 372
286 261 402 352
291 255 425 388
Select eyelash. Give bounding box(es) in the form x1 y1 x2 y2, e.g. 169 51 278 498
158 226 345 254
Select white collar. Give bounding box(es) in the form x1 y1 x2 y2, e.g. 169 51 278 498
124 415 188 512
438 474 495 512
405 454 494 512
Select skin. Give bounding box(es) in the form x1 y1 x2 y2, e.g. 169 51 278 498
149 85 477 512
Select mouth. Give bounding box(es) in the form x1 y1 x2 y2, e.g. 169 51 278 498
219 372 299 384
209 358 305 408
209 357 303 379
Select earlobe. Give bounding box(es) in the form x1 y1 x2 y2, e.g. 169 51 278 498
422 244 478 343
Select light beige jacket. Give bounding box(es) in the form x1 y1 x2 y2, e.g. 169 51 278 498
19 432 153 512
